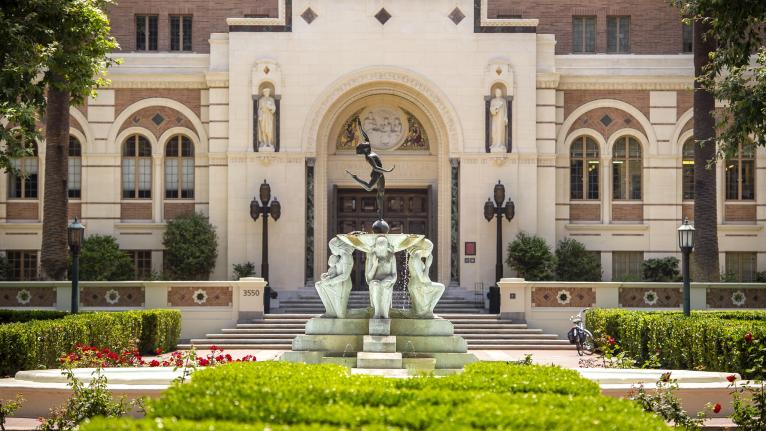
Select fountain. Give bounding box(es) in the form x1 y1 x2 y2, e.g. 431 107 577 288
282 119 477 373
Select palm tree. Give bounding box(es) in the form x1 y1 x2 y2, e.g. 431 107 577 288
692 19 719 281
40 77 71 280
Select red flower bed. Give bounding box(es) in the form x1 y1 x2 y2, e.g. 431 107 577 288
60 344 255 368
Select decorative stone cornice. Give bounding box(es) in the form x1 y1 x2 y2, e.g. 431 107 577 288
106 75 208 89
557 75 694 90
206 72 230 88
536 73 560 89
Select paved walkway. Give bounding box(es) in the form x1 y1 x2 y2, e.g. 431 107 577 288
169 348 586 369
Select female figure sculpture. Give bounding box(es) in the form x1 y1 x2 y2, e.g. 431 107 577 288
257 87 276 151
315 237 354 318
365 235 397 319
406 239 444 318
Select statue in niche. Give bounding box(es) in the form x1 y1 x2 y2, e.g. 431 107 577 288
365 235 397 319
315 237 354 318
489 88 508 153
406 239 444 318
257 87 276 151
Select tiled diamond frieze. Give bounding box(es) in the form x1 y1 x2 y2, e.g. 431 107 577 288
301 7 317 24
600 114 613 127
151 113 165 126
375 8 391 25
448 7 465 25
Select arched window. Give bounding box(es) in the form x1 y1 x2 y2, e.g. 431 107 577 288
68 136 82 199
612 136 642 200
725 142 755 200
682 139 695 200
8 143 39 199
164 135 194 199
570 136 599 200
122 134 152 199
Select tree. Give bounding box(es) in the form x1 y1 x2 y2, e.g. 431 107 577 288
505 232 555 281
554 238 602 282
163 213 219 280
691 17 721 282
0 1 118 280
79 235 134 281
672 1 766 281
672 1 766 155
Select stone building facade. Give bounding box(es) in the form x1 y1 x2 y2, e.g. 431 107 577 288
1 0 764 290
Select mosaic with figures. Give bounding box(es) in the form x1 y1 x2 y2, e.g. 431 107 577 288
337 106 429 151
531 287 595 308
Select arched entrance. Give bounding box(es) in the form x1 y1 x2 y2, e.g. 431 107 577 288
304 67 463 285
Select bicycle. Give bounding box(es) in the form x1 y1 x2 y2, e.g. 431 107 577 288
567 308 595 356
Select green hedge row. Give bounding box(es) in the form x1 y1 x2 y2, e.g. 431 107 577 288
0 310 181 376
83 418 365 431
0 310 69 324
82 362 670 431
586 309 766 376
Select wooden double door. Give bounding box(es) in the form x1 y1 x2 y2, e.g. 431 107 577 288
331 187 436 291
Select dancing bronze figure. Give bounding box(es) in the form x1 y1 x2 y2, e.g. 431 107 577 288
345 118 395 232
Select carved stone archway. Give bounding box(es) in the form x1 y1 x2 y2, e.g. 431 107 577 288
304 67 463 284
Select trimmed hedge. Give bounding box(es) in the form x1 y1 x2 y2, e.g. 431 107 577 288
586 309 766 376
82 418 367 431
81 362 670 431
0 310 69 324
0 310 181 376
138 309 182 354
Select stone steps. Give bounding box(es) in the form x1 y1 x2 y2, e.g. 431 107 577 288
183 310 574 351
180 293 570 351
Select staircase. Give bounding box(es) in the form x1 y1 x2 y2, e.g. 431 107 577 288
276 290 487 315
180 290 573 350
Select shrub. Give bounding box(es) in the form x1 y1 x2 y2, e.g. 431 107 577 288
0 310 69 324
232 262 256 280
554 238 602 281
79 235 134 281
586 309 766 378
641 257 680 282
38 364 130 431
0 310 181 376
163 212 218 280
137 310 181 354
0 254 8 281
506 232 555 281
77 362 669 431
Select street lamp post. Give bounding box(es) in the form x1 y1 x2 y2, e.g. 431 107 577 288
67 218 85 314
484 181 515 313
677 217 695 316
250 180 281 313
